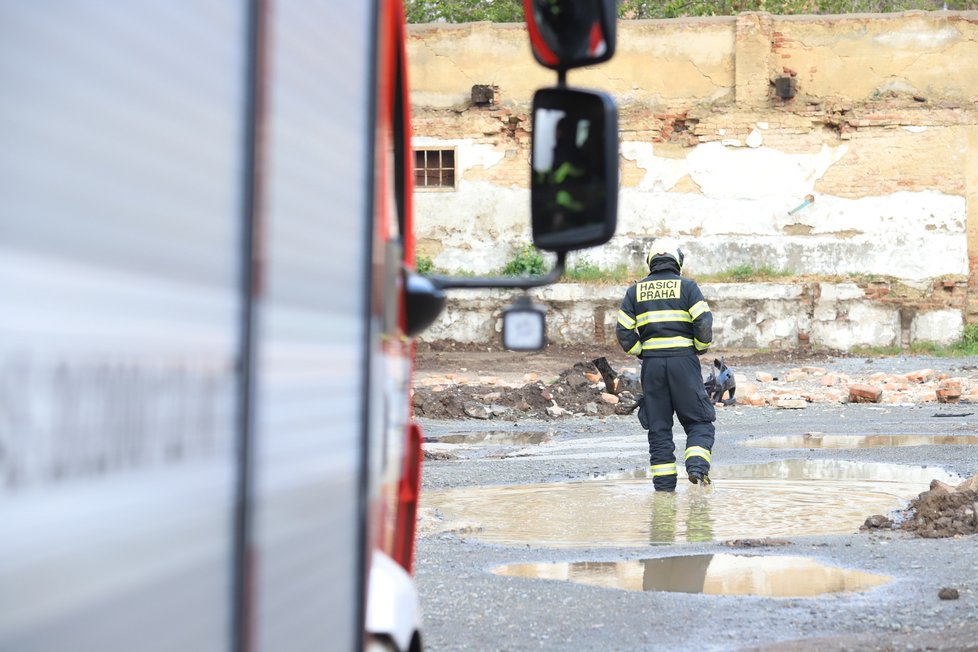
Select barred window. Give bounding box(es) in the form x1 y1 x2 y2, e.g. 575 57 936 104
414 148 456 190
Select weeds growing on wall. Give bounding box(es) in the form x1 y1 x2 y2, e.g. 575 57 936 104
700 264 794 283
415 255 434 275
501 243 545 277
564 255 638 284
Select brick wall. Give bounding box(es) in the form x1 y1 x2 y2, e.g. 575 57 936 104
408 11 978 343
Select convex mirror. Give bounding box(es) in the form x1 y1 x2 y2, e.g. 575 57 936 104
523 0 616 70
531 87 618 253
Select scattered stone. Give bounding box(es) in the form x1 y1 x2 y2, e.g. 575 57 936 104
774 397 807 409
937 379 962 403
599 392 620 405
861 514 894 530
907 369 936 383
583 371 601 383
755 371 774 383
463 402 492 420
938 588 960 600
546 405 568 418
820 374 837 387
956 474 978 492
585 402 598 415
489 404 514 419
849 384 883 403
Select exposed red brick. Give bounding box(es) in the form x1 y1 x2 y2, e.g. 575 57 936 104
849 384 883 403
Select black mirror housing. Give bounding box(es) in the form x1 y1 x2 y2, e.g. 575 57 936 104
523 0 616 71
404 270 446 337
531 87 618 253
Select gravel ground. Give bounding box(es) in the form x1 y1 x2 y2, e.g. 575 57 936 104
414 354 978 652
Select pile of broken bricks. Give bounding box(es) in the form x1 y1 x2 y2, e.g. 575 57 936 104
733 366 976 409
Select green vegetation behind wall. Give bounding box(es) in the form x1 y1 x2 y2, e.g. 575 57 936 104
406 0 978 24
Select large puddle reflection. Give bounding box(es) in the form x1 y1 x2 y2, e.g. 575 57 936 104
423 460 958 547
492 554 891 597
746 433 978 449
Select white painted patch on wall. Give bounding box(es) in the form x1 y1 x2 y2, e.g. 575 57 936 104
620 142 688 191
611 189 965 280
415 182 530 274
873 27 960 49
911 309 963 346
684 142 849 199
746 129 763 148
902 125 928 133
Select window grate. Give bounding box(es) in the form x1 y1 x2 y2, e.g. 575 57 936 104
414 148 456 190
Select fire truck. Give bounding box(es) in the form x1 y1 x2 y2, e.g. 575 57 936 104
0 1 618 650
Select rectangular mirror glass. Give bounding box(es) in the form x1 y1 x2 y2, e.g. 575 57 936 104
531 87 618 253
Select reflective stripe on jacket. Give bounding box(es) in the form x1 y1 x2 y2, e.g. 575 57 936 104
616 271 713 357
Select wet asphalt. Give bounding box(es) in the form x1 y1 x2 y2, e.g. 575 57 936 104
414 356 978 652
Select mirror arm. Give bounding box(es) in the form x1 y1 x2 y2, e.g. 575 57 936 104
425 252 566 291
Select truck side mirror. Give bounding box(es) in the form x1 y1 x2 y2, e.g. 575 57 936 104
523 0 616 71
531 86 618 253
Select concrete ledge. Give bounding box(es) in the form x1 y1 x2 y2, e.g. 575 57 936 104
420 282 966 350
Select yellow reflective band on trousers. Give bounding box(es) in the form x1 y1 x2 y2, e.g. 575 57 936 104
635 310 692 327
684 446 712 463
689 300 710 319
651 463 677 477
642 336 694 350
617 309 636 329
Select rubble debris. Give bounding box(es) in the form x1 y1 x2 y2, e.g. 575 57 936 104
866 473 978 538
936 379 962 403
862 514 894 530
414 356 978 420
849 384 883 403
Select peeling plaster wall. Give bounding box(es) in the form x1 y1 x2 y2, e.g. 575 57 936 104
422 283 964 352
409 11 978 348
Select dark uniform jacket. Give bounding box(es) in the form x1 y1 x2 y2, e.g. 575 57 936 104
616 265 713 358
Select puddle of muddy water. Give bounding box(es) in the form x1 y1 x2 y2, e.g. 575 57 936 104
492 554 891 597
423 460 959 547
746 434 978 449
425 431 553 446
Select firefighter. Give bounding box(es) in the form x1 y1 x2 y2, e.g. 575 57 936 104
616 239 715 492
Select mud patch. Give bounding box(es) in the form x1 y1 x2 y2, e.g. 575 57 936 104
864 474 978 538
493 554 890 597
746 433 978 449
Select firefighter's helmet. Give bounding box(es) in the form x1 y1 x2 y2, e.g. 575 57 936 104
646 238 685 271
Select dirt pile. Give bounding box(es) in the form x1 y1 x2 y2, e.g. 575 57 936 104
863 474 978 538
412 360 642 421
